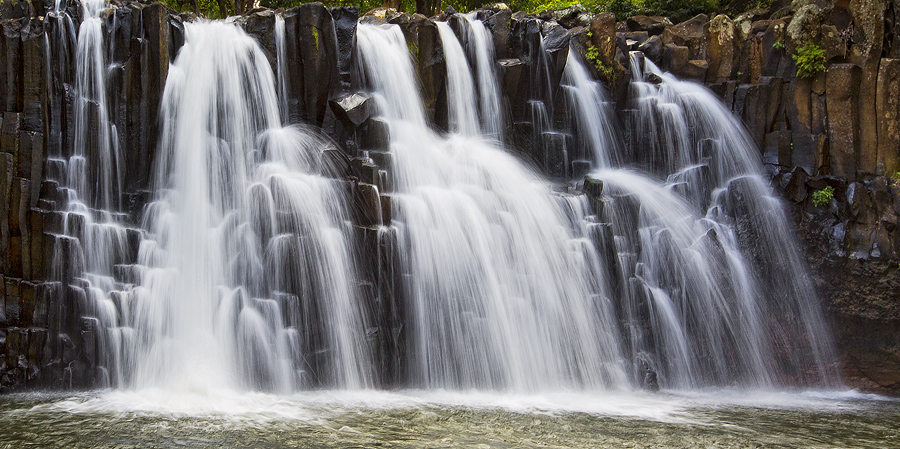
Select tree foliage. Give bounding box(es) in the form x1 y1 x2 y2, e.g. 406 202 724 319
162 0 723 26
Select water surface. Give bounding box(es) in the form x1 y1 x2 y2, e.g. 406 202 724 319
1 390 896 448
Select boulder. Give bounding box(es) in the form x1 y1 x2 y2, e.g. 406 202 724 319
537 4 591 29
329 93 372 131
663 14 708 60
786 4 826 48
626 15 672 36
637 35 662 62
661 44 688 75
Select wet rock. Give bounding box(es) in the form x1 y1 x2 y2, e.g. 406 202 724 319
21 23 45 133
284 4 340 128
661 44 688 74
618 30 649 49
358 117 390 152
626 15 672 36
242 9 277 75
637 35 662 62
408 17 445 127
0 18 24 113
321 146 351 179
141 2 169 159
330 7 358 91
498 58 523 102
353 182 382 228
329 93 372 131
360 7 400 25
483 7 512 59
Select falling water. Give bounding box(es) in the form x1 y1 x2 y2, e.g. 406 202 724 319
120 21 373 392
73 0 121 211
274 14 289 124
462 14 503 139
436 22 480 136
46 1 840 397
357 24 628 391
559 50 838 387
561 48 621 169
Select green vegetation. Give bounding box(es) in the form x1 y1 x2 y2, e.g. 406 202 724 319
772 40 784 50
510 0 723 22
585 45 614 78
792 43 826 79
811 186 834 207
162 0 724 23
584 32 614 80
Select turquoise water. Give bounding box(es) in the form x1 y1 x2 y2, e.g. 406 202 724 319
0 390 897 448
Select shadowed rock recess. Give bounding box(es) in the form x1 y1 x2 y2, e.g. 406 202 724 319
0 0 895 395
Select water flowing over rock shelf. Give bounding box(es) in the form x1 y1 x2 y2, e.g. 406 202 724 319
0 0 892 398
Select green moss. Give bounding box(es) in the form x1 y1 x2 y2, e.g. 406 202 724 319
311 27 319 51
792 43 826 79
585 45 614 80
811 186 834 207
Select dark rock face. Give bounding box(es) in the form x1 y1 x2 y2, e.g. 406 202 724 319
283 3 341 128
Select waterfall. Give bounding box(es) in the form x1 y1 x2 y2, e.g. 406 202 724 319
274 15 289 124
357 23 629 391
462 14 503 140
46 3 838 396
436 22 480 136
560 49 839 387
124 21 372 392
561 48 621 169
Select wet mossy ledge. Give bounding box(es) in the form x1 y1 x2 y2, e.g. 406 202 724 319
0 0 898 395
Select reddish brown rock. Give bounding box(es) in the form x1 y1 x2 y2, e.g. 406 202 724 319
825 63 861 178
705 14 735 82
876 58 900 175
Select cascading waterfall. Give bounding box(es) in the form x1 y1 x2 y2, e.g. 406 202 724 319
48 0 839 396
560 47 838 387
561 49 621 169
124 21 372 392
44 0 132 387
357 23 629 391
